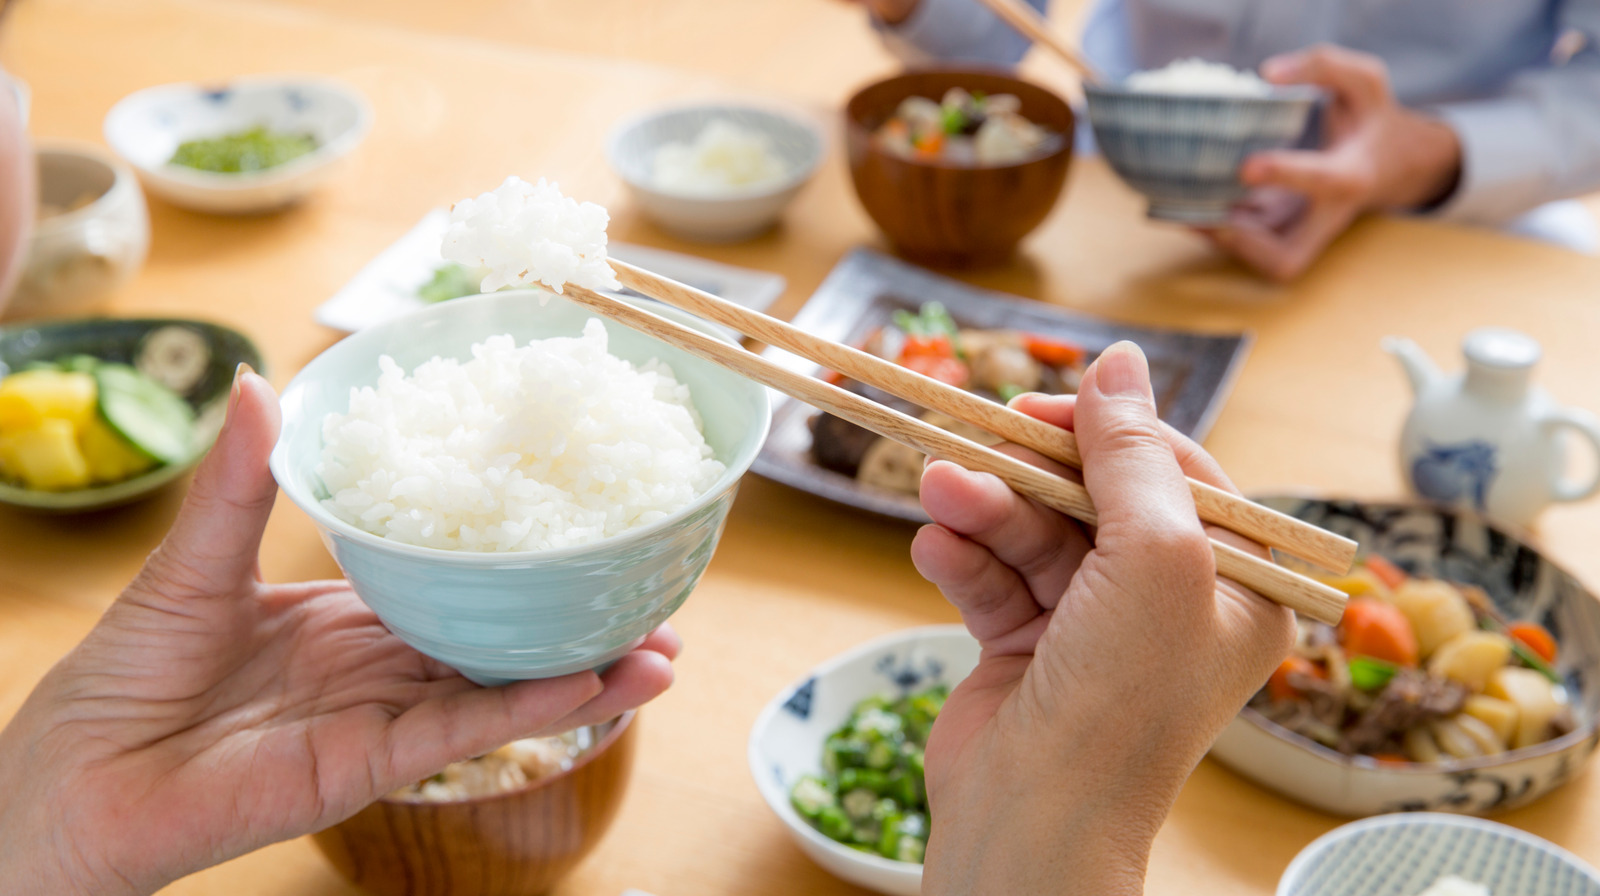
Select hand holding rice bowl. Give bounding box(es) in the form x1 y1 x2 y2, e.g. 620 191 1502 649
1083 59 1320 224
271 177 769 684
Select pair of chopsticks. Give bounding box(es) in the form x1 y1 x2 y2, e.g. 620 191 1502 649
556 262 1355 626
972 0 1105 84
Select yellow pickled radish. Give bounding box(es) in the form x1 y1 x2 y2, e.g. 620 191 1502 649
0 370 98 430
0 418 92 490
79 416 157 483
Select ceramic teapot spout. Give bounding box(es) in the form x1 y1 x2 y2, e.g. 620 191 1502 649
1382 336 1442 396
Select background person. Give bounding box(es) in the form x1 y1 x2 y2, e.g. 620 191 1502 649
860 0 1600 279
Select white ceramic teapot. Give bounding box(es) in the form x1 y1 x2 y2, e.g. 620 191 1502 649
1385 328 1600 530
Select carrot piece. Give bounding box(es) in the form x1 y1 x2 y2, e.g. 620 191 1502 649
900 334 954 361
1370 753 1412 766
1267 655 1325 702
902 355 969 388
1339 597 1420 667
1508 622 1558 664
913 132 945 157
1363 554 1408 591
1023 334 1086 368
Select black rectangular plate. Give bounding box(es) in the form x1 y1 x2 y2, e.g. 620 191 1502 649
751 249 1252 523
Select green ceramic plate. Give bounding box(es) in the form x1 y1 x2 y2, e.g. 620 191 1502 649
0 317 264 512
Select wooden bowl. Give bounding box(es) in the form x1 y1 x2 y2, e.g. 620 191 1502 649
311 711 639 896
844 68 1074 268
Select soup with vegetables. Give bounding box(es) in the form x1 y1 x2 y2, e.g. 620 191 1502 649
874 88 1060 166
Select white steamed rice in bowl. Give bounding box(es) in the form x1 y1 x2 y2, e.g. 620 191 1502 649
1124 58 1273 97
317 321 726 553
269 175 768 682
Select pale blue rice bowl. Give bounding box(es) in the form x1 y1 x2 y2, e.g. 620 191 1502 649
1084 83 1321 224
269 290 770 685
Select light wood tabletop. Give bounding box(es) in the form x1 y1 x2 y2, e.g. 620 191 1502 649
3 1 1599 894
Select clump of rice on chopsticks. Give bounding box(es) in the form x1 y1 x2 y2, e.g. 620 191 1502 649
441 175 621 294
317 176 724 553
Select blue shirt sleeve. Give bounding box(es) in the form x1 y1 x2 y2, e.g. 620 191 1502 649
872 0 1051 68
1430 0 1600 224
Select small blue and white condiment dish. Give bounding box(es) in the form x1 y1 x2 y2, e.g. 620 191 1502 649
1277 813 1600 896
607 102 823 242
104 76 370 214
1084 82 1319 224
268 290 770 685
747 625 979 896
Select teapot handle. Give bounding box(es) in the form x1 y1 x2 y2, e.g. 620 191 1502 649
1545 407 1600 503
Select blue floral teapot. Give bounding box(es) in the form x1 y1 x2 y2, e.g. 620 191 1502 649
1385 328 1600 530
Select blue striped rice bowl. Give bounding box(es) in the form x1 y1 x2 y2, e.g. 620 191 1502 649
1084 84 1321 224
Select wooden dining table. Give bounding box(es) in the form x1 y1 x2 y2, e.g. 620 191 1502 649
3 0 1599 893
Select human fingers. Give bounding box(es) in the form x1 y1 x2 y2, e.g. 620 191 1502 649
139 370 281 600
1240 148 1376 208
918 458 1090 607
911 521 1039 643
1210 196 1354 282
1005 391 1075 430
523 649 676 736
380 671 604 785
1073 343 1216 602
1260 43 1391 113
638 623 682 661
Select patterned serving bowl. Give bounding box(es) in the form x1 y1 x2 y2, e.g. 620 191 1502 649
1083 83 1319 224
104 75 370 214
1211 497 1600 817
1277 813 1600 896
747 625 979 896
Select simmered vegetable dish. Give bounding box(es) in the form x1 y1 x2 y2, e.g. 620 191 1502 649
789 685 946 863
1253 555 1572 762
810 302 1090 496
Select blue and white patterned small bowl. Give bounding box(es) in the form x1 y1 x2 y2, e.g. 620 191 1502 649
747 625 979 896
104 76 370 214
607 102 823 242
269 290 770 685
1278 813 1600 896
1084 83 1319 224
1212 497 1600 818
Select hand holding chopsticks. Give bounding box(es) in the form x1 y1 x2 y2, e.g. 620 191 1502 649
554 266 1352 625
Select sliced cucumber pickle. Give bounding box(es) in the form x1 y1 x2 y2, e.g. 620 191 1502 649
93 363 196 465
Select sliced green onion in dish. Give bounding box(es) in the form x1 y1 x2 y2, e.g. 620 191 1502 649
1348 655 1399 692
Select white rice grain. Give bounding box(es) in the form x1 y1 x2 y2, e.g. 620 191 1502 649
318 320 724 552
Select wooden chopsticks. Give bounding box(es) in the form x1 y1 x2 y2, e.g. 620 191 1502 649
610 260 1357 576
971 0 1105 84
555 266 1351 626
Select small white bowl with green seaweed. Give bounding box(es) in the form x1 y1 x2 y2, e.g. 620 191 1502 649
104 76 370 215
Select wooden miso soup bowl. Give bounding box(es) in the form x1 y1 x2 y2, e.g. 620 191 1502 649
311 711 638 896
844 68 1074 268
